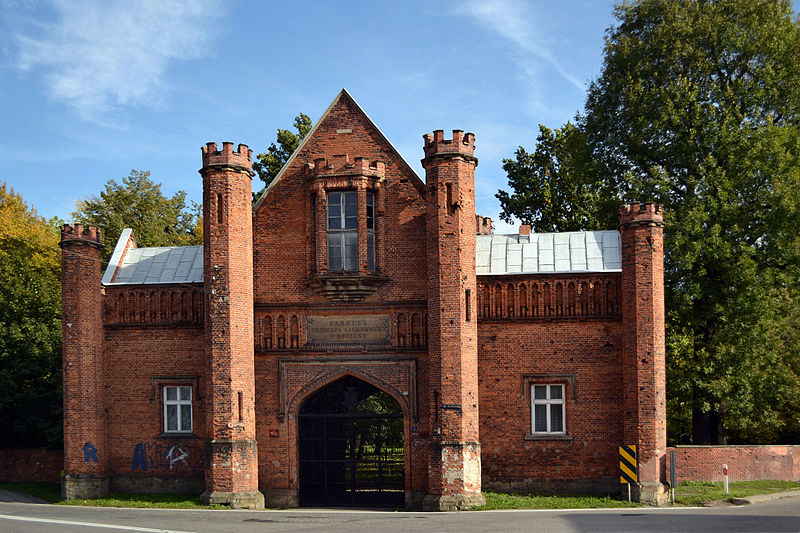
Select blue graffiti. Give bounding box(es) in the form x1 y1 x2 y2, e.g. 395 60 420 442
82 442 98 462
131 443 148 470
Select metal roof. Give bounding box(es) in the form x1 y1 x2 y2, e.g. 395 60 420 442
103 228 620 285
476 230 621 275
102 231 203 285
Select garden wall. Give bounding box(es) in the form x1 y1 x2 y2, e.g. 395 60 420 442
667 445 800 483
0 449 63 483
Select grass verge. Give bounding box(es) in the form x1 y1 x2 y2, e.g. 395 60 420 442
0 482 61 503
4 480 799 510
473 491 641 510
0 482 227 509
673 480 800 506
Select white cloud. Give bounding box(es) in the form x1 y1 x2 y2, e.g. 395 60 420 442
13 0 223 122
460 0 584 92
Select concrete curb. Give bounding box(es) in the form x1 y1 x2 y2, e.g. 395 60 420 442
730 489 800 505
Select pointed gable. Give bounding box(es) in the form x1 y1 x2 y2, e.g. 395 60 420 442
253 89 424 212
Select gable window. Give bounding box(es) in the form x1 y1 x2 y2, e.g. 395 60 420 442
366 192 375 271
327 191 358 271
164 385 192 433
531 384 564 434
326 190 376 272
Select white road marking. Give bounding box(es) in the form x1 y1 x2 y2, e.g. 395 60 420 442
0 513 196 532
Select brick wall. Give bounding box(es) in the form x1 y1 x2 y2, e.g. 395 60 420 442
478 307 624 493
667 446 800 483
0 449 63 483
103 323 206 487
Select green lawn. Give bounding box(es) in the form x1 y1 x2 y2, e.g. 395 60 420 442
0 482 61 503
672 480 800 507
474 491 641 510
0 482 226 509
3 480 799 510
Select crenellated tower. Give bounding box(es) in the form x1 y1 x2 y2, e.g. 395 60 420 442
199 142 264 508
60 224 108 499
422 130 484 510
620 202 668 505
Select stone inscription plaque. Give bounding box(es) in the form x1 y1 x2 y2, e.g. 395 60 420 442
306 314 391 348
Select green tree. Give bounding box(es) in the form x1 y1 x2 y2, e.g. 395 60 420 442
73 170 201 261
253 113 312 199
0 183 62 448
496 122 619 232
582 0 800 443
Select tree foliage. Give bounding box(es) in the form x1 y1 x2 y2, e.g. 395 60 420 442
496 122 619 232
580 0 800 443
0 183 62 448
253 113 312 199
73 170 201 261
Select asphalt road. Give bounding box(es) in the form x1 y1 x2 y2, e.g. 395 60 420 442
1 495 799 533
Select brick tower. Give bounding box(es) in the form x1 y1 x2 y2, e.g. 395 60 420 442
199 142 264 508
620 202 668 505
422 130 484 510
60 224 108 498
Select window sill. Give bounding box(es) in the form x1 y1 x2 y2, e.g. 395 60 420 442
156 432 199 439
525 433 573 442
305 272 390 302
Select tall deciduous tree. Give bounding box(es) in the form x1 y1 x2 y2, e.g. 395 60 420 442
73 170 201 261
582 0 800 443
0 183 62 448
496 122 619 232
253 113 312 200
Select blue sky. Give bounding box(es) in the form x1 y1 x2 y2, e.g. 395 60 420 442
1 0 618 234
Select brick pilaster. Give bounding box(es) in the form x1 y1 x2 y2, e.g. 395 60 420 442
60 224 109 499
200 142 264 509
422 130 484 510
620 202 667 505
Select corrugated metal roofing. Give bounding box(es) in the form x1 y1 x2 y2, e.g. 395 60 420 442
476 230 621 275
104 244 203 285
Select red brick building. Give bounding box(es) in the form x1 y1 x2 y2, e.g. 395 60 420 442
60 90 667 509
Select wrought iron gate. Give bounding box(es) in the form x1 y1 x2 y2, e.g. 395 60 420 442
298 376 404 507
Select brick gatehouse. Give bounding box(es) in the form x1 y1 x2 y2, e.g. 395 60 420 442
60 90 667 509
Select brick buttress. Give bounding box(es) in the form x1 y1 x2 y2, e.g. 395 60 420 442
421 130 485 510
620 202 668 505
199 142 264 509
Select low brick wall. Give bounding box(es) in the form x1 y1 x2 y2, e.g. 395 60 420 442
0 449 63 483
667 445 800 483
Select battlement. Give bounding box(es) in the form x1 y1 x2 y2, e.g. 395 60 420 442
60 224 102 247
201 141 253 171
619 202 664 227
476 215 493 235
422 129 476 159
309 155 385 179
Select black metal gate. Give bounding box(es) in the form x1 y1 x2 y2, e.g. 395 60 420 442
298 376 404 507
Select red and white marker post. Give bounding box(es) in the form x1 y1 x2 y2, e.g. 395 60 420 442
723 464 729 495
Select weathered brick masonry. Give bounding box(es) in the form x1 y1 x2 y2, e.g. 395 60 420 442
59 90 669 508
0 449 63 483
667 446 800 483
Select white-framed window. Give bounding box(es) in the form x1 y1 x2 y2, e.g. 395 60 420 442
326 190 376 272
327 191 358 271
366 192 375 272
531 384 565 434
164 385 192 433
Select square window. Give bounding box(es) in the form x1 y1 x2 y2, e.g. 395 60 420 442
163 385 192 433
531 384 565 434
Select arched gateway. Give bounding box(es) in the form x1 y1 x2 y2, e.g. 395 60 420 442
298 375 404 507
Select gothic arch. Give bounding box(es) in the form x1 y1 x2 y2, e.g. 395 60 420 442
287 368 412 421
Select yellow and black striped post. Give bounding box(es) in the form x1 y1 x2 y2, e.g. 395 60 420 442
619 445 638 484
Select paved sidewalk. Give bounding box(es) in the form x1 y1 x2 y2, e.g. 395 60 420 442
731 489 800 505
0 489 48 504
